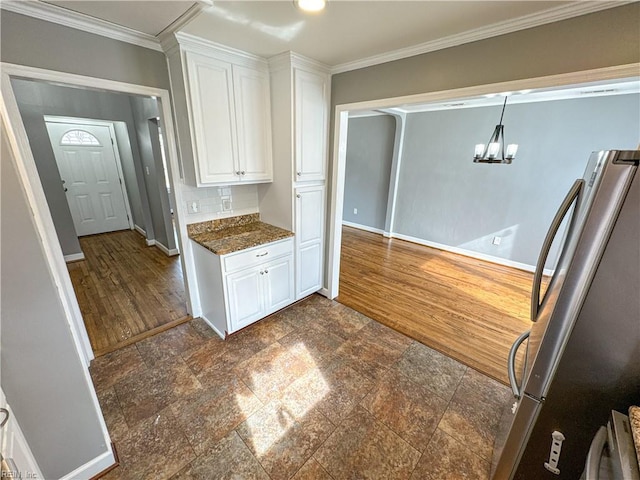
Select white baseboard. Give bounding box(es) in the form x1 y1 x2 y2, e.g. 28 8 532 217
200 315 226 340
318 287 332 299
342 220 385 235
134 224 147 237
64 252 85 263
60 449 116 480
389 232 555 276
145 238 155 246
155 241 180 256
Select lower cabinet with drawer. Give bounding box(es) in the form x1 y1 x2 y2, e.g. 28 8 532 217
191 237 295 337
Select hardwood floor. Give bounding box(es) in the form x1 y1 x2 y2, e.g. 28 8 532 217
68 230 189 357
337 226 534 385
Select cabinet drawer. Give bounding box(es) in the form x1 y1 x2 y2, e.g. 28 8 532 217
223 238 293 274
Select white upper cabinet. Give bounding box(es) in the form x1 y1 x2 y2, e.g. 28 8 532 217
232 65 273 183
165 34 273 187
185 52 237 184
294 68 328 182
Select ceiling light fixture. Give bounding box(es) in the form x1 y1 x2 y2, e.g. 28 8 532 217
295 0 326 13
473 96 518 164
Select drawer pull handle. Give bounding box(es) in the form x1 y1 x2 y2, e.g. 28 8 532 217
256 252 268 257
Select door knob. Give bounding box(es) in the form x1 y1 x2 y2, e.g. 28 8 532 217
64 187 68 192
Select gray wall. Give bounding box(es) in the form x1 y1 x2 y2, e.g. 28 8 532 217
0 11 170 90
130 95 176 250
394 94 640 267
1 118 108 479
343 115 395 230
331 4 640 106
326 3 640 287
11 78 158 256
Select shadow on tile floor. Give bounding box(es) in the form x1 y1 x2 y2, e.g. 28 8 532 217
90 294 510 480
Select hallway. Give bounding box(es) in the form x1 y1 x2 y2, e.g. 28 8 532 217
68 230 189 356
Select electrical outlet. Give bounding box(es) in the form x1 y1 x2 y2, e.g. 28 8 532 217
221 196 231 211
492 236 502 246
187 200 199 214
353 208 358 215
145 166 150 175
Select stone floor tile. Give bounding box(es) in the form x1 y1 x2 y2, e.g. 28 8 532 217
169 377 263 455
90 344 146 391
314 405 420 480
114 358 202 426
279 359 375 425
234 342 317 402
96 387 129 443
316 304 371 340
361 370 449 452
104 407 195 480
410 428 490 480
394 341 467 400
278 323 346 363
292 458 333 480
334 331 406 382
189 317 218 340
237 401 335 480
169 430 269 480
136 322 210 367
438 368 510 461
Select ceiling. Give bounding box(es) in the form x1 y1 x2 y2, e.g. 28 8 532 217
27 1 630 70
42 0 199 36
183 1 572 67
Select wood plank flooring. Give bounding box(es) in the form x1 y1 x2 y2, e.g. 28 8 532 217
337 226 534 385
67 230 189 357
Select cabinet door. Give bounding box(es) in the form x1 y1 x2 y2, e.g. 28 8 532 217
233 65 273 183
226 267 264 332
294 69 327 182
185 51 239 184
263 255 295 314
295 186 325 298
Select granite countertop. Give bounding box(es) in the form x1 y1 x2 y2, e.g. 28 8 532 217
188 213 294 255
630 406 640 468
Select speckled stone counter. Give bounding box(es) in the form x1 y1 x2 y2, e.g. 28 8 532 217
630 406 640 466
188 214 294 255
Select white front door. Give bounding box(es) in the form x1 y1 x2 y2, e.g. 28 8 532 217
45 122 131 236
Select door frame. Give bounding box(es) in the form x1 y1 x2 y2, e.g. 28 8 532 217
326 63 640 299
0 62 194 369
44 115 136 235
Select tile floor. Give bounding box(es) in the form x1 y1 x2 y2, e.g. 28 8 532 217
91 295 511 480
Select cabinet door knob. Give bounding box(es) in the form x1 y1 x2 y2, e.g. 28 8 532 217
235 171 240 176
297 172 302 176
296 194 301 198
260 271 264 275
241 171 246 176
264 269 269 274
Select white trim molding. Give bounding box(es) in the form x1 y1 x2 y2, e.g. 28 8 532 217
342 220 385 236
134 224 147 237
155 241 180 257
64 252 85 263
0 0 162 51
326 63 640 299
59 449 116 480
1 0 210 53
331 1 635 74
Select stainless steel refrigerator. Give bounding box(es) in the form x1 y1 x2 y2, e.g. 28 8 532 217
491 150 640 479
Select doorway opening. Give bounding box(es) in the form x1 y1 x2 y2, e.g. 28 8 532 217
9 76 190 357
328 68 640 384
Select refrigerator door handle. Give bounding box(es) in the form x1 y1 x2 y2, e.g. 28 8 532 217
585 426 608 480
508 329 530 398
531 179 584 322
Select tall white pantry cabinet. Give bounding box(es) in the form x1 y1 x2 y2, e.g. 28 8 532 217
258 52 330 299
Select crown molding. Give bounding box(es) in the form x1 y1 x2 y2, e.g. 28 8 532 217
331 1 635 74
174 32 268 66
0 0 211 52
